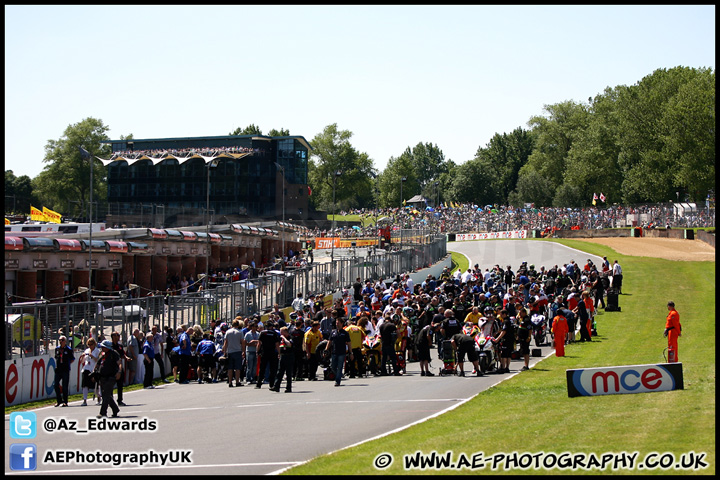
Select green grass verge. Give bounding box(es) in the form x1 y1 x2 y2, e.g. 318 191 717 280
284 239 715 475
450 250 469 274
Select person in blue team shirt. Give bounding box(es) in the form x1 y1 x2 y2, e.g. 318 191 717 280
54 336 75 407
177 326 192 384
196 333 218 383
142 333 155 389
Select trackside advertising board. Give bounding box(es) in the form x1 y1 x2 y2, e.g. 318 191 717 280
455 230 527 241
567 363 683 398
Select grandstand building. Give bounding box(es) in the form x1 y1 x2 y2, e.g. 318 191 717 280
100 134 312 226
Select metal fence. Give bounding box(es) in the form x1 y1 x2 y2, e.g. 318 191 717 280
5 233 447 360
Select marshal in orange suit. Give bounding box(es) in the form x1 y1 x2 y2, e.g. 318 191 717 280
552 312 568 357
664 301 682 362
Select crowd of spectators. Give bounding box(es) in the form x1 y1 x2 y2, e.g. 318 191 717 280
108 145 264 160
76 251 623 403
309 202 713 239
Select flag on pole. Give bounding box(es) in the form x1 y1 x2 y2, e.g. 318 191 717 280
30 206 45 222
599 193 606 203
43 206 62 224
592 193 598 206
78 146 91 160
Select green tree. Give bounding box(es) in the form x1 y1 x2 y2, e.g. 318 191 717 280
516 100 590 206
32 117 111 220
473 127 535 205
307 124 375 212
445 158 496 205
5 170 36 215
659 68 715 201
560 91 623 206
378 152 417 207
229 124 263 136
267 128 290 137
613 66 712 203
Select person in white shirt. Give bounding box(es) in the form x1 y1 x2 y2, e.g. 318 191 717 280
291 293 305 312
80 338 101 406
404 274 414 293
612 260 623 294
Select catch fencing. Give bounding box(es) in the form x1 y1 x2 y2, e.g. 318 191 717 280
5 233 446 360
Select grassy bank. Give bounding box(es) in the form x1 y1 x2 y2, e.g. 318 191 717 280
285 240 715 475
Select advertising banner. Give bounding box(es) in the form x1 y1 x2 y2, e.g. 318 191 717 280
313 237 380 249
455 230 528 241
566 363 684 397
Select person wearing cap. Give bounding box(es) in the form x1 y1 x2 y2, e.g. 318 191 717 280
96 340 121 418
53 336 75 407
664 301 682 362
271 326 295 392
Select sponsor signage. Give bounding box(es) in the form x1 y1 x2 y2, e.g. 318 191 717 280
60 259 75 269
6 259 19 269
32 260 48 269
313 237 380 249
567 363 683 397
455 230 528 241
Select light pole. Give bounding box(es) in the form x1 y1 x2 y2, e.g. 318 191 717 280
369 172 380 244
205 159 219 288
274 162 285 266
330 169 342 265
400 176 407 249
79 146 93 301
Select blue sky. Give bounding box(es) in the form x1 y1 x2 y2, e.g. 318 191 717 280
4 5 715 180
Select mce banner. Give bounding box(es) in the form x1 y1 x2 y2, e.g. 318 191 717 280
567 363 684 398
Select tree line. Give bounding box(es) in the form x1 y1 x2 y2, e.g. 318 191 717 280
7 66 714 220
